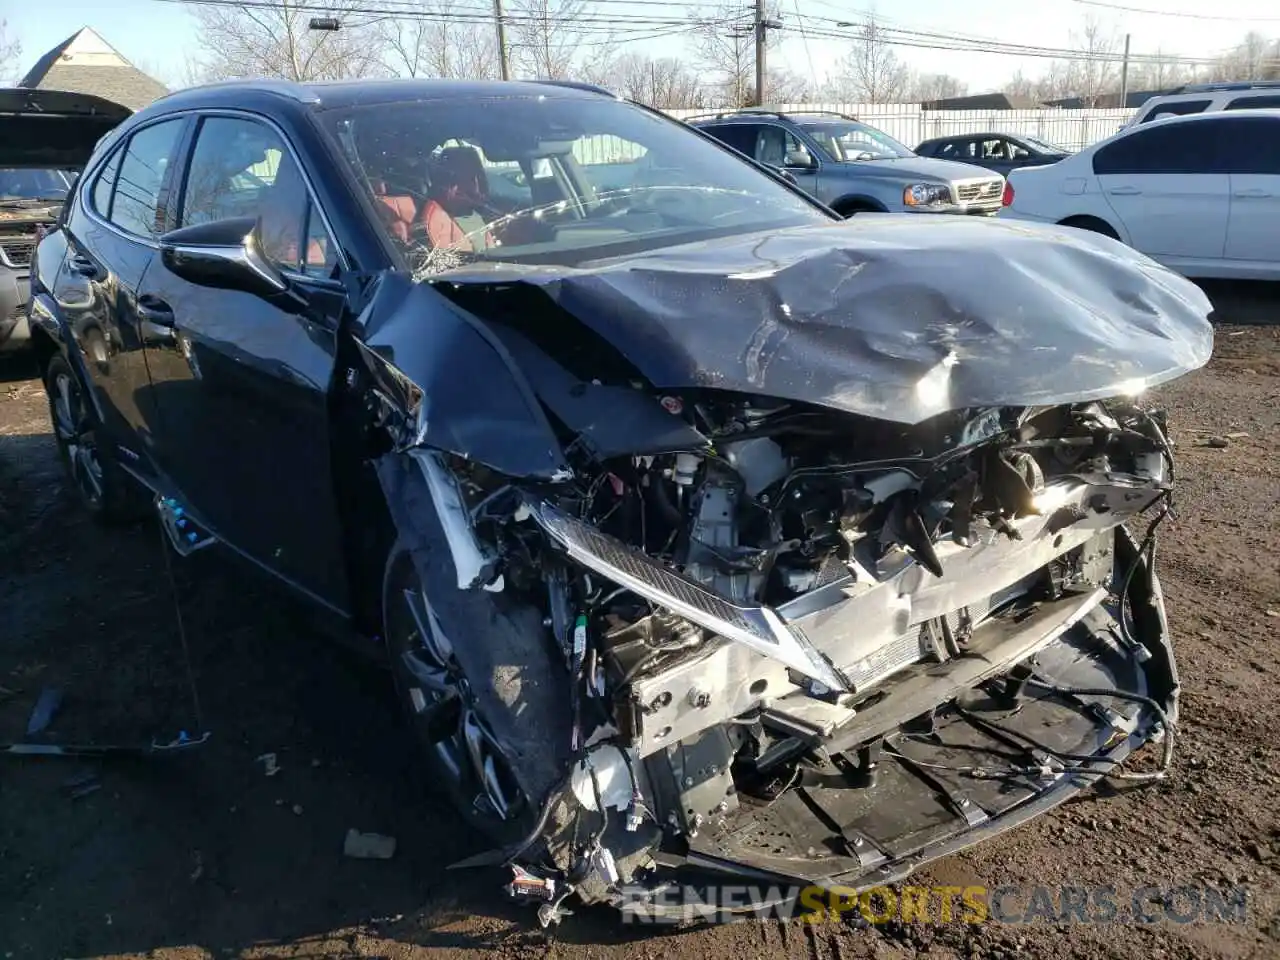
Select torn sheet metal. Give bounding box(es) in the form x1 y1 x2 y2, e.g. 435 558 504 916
428 216 1214 425
354 271 569 480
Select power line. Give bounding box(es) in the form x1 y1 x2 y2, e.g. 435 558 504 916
1069 0 1280 23
157 0 716 27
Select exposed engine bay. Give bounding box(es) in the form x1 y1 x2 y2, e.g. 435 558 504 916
353 219 1209 924
379 382 1179 922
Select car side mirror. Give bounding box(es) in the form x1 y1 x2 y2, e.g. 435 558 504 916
784 150 816 170
159 216 299 307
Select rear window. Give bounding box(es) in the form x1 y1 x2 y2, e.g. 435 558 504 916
1093 122 1224 175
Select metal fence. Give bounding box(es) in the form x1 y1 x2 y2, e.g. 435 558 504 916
665 104 1138 152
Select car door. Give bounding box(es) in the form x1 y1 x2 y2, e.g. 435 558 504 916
55 116 189 479
1220 115 1280 266
136 112 353 613
1093 122 1229 262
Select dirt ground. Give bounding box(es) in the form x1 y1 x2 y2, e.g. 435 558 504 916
1 286 1278 960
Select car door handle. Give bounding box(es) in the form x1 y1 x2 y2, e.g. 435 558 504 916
1233 188 1272 199
1107 186 1141 196
136 296 175 328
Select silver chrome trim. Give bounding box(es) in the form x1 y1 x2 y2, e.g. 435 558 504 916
528 499 847 691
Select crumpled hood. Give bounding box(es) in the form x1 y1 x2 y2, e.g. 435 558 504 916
434 216 1214 425
0 88 131 169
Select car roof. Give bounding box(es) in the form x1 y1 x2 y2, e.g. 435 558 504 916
919 132 1032 145
144 77 614 114
1126 107 1280 129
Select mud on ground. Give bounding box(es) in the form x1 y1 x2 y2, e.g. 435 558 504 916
1 320 1277 960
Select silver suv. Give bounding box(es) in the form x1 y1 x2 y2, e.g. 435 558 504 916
691 108 1004 217
1125 80 1280 127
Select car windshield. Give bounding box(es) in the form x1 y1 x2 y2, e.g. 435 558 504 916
799 121 914 161
1021 135 1069 154
0 167 72 202
319 94 830 275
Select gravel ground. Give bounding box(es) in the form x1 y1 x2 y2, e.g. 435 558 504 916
0 309 1277 960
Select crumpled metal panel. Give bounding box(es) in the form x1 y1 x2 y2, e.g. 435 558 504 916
431 216 1214 424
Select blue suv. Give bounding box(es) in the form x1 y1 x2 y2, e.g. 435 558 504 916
692 108 1005 217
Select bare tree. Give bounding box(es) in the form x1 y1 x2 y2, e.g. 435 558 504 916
908 72 968 103
607 53 707 108
1065 16 1121 106
380 1 499 79
690 3 755 107
1130 49 1189 92
835 16 909 104
1212 31 1279 81
511 0 602 80
188 0 381 82
689 2 797 107
0 19 21 83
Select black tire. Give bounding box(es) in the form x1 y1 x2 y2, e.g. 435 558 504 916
381 493 572 844
1059 216 1121 240
43 353 147 524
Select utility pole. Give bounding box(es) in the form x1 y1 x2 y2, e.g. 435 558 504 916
755 0 767 106
494 0 511 81
1120 33 1131 108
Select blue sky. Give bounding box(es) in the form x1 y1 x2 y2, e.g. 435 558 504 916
5 0 1277 91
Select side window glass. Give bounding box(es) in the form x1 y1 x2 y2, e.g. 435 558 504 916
301 204 338 278
1093 125 1221 176
1216 118 1280 175
704 125 758 156
110 119 184 238
182 116 336 274
1143 100 1210 122
1225 95 1280 110
756 126 787 166
91 146 123 218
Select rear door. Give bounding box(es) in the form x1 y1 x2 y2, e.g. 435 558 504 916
137 111 353 612
1092 122 1229 262
1221 115 1280 265
55 116 189 479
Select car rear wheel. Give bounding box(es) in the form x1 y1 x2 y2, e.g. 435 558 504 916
44 354 144 523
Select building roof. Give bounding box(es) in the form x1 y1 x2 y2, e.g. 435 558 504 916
920 92 1043 110
19 27 168 112
1043 89 1173 109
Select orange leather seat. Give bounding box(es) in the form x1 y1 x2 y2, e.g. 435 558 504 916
370 181 418 244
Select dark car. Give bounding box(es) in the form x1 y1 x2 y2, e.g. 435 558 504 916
915 132 1072 176
29 78 1211 924
0 89 131 354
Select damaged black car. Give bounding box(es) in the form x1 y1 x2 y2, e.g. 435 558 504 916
29 78 1213 924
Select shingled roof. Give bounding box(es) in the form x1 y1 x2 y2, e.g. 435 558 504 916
19 27 168 112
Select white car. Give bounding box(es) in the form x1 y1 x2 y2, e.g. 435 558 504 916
1001 110 1280 280
1125 80 1280 128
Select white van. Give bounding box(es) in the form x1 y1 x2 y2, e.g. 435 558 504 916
1125 81 1280 128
